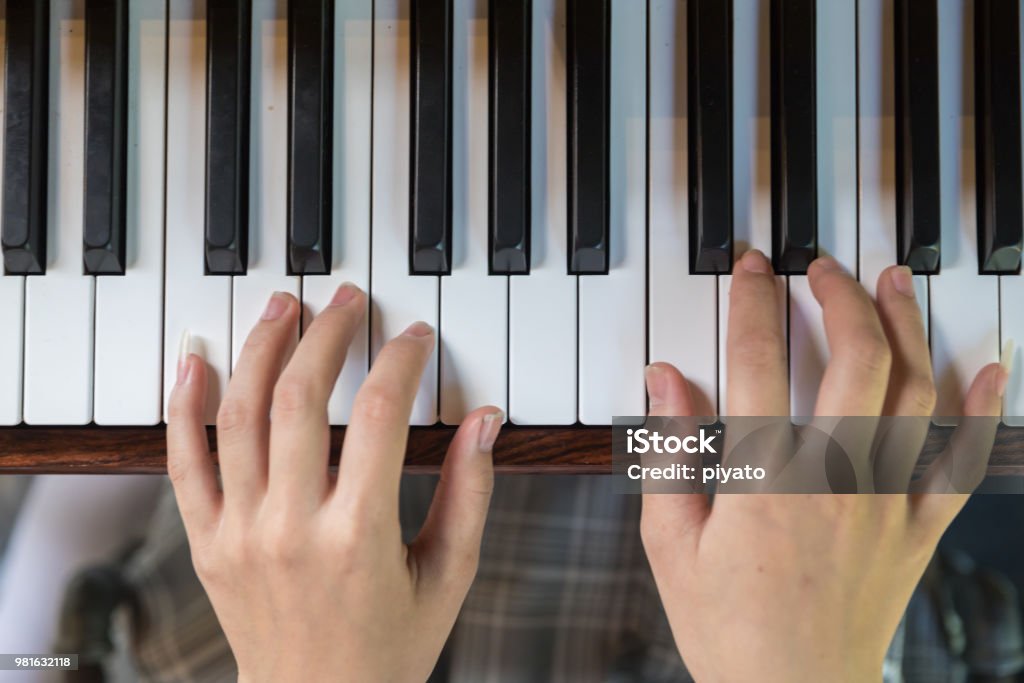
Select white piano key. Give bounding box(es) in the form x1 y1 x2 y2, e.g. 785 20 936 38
856 0 929 325
1005 2 1024 428
1003 279 1024 425
371 0 438 425
0 276 22 426
787 278 827 419
788 0 858 418
439 0 507 425
93 0 166 425
231 0 299 370
930 0 1000 425
301 0 372 425
508 0 576 426
999 1 1024 428
577 0 646 425
0 8 24 427
647 0 716 416
163 0 232 424
24 0 95 425
719 0 782 417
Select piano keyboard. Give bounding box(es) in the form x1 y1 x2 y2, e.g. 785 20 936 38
0 0 1021 429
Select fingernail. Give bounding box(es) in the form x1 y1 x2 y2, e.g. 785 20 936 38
998 339 1016 398
403 321 434 337
739 249 771 274
890 266 916 298
176 330 192 386
478 410 504 452
1002 339 1015 374
645 364 667 408
261 292 290 321
330 282 359 307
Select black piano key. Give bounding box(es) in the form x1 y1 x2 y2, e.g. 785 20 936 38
894 0 941 274
288 0 333 275
770 0 816 275
688 0 733 275
566 0 610 275
1 0 49 276
489 0 531 275
205 0 251 276
410 0 453 275
83 0 128 276
976 0 1023 275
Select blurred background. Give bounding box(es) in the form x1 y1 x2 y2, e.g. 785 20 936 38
1 475 1023 683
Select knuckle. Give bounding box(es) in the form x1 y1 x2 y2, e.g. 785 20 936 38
262 525 306 568
902 373 937 414
166 454 192 485
220 534 254 568
191 549 220 581
216 399 254 435
240 327 273 355
190 532 232 581
839 334 892 378
731 331 787 372
272 377 318 418
353 386 405 426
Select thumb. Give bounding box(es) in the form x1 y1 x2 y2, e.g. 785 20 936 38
411 406 501 594
640 363 710 560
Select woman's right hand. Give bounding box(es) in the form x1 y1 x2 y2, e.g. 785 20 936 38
641 252 1006 682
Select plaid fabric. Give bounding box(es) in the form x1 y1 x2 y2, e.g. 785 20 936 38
124 477 914 682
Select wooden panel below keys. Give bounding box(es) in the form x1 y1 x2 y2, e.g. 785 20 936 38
1 426 1024 474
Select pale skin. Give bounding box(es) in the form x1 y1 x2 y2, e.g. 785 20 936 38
167 284 503 682
168 250 1008 682
641 249 1007 682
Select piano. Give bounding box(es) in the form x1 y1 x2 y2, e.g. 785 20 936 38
2 0 1024 474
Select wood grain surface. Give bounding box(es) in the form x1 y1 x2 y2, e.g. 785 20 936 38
0 425 1022 474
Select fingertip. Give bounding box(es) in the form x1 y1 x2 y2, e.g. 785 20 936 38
402 320 435 338
809 255 845 275
964 362 1006 417
449 406 504 456
807 255 852 290
329 282 365 308
260 291 299 321
737 249 772 275
646 362 696 416
170 353 206 408
878 265 917 300
477 407 504 453
167 365 205 456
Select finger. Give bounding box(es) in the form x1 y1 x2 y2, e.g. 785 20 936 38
875 266 936 417
726 250 789 416
411 406 501 592
640 363 709 556
267 284 367 506
914 362 1006 529
333 322 435 517
167 340 221 537
871 266 934 492
217 292 299 510
809 257 892 416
